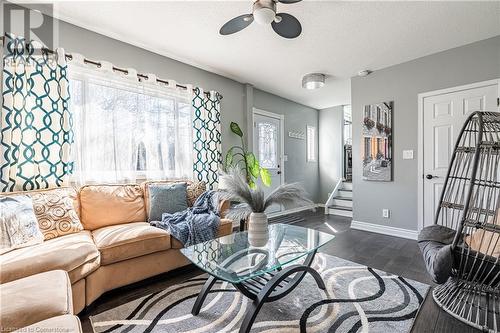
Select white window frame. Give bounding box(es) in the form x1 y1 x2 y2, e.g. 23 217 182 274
306 125 317 162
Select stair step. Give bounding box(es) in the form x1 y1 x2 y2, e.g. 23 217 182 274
338 189 352 198
327 206 353 218
334 196 352 201
342 182 353 191
327 205 352 211
331 198 353 208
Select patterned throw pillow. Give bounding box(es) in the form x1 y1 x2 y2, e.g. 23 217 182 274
30 188 83 240
0 195 44 254
186 181 207 206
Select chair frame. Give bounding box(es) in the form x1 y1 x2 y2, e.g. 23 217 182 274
431 111 500 332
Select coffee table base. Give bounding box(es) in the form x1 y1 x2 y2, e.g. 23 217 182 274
191 249 325 333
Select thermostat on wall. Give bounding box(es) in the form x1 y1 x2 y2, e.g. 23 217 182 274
403 150 414 160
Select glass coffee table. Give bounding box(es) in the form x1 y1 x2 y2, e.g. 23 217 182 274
181 223 335 333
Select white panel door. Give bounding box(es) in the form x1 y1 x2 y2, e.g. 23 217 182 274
253 112 283 213
422 83 498 228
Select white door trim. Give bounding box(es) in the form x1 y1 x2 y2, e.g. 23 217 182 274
252 108 285 185
417 78 500 231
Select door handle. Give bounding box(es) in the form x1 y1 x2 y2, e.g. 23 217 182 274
425 174 439 180
277 171 282 175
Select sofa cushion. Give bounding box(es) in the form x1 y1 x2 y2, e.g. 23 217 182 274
30 187 83 240
92 222 171 265
79 184 146 230
0 186 81 218
142 180 190 217
0 270 73 331
148 182 188 222
13 315 82 333
0 231 100 284
0 195 44 254
187 181 207 206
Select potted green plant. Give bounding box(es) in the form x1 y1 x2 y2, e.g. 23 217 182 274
224 122 271 189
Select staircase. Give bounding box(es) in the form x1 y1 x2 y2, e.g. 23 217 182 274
326 182 353 218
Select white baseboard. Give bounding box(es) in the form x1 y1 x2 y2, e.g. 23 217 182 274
267 204 320 218
350 220 418 240
231 204 321 228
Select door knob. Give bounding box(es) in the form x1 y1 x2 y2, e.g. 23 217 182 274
426 174 438 180
277 171 282 175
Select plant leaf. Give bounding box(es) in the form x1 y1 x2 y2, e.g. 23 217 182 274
245 152 260 178
260 168 272 187
225 149 234 169
248 178 256 189
230 122 243 137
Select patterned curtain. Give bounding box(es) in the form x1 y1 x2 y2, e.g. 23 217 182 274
192 88 222 189
1 33 73 192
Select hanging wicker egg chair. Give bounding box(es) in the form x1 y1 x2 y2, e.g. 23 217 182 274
418 111 499 332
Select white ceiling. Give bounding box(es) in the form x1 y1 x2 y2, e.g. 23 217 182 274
43 1 500 109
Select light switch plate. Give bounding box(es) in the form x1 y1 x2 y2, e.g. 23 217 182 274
403 150 414 160
283 155 288 162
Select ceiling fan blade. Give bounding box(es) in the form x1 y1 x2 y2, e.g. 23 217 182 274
220 14 254 35
277 0 303 3
271 13 302 39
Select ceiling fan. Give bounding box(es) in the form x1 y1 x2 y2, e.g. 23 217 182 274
220 0 303 39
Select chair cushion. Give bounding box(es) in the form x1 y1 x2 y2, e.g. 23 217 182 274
79 184 146 230
465 209 500 257
0 270 73 330
0 231 100 284
13 315 82 333
92 222 171 265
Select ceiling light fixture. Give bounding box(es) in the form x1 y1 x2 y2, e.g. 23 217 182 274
357 70 372 77
302 73 326 90
253 0 276 25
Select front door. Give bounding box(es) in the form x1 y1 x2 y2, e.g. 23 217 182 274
253 111 283 213
422 81 499 228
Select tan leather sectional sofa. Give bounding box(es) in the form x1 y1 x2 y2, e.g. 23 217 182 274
0 182 232 331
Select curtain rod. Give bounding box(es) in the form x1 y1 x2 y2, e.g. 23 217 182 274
0 36 222 100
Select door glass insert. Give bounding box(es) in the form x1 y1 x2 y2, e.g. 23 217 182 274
257 121 278 168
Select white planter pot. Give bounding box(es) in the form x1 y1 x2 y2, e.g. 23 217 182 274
248 212 269 247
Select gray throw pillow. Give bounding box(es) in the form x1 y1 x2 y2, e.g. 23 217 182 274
148 183 188 222
0 195 44 254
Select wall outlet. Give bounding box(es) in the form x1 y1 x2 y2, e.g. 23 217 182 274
382 209 390 218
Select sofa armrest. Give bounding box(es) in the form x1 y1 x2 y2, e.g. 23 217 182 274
217 218 233 237
219 199 230 219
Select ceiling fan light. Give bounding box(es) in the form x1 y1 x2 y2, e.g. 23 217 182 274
302 73 326 90
254 7 275 25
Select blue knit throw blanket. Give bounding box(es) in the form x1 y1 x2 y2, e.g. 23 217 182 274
150 190 220 247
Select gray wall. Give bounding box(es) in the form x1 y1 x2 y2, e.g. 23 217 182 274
318 105 344 202
23 13 322 198
351 35 500 231
253 89 320 202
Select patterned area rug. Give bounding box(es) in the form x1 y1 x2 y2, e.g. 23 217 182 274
90 254 429 333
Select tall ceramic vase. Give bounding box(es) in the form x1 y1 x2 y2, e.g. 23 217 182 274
248 212 269 247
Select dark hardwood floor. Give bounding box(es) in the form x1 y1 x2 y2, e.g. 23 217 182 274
79 209 478 333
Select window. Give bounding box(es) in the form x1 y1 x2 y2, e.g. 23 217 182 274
69 67 193 184
306 126 316 162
